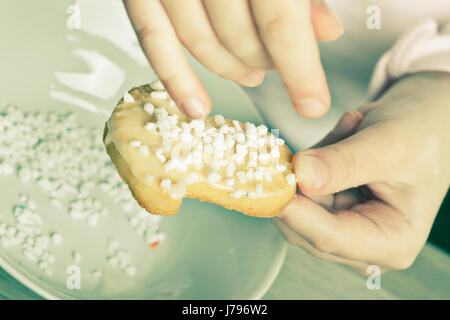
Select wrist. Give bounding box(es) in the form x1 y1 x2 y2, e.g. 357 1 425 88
378 72 450 184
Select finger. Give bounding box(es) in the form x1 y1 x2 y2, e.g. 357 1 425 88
272 217 370 274
203 0 273 69
161 0 265 88
124 0 211 119
332 189 361 210
293 122 404 196
309 194 334 209
315 110 363 148
277 195 393 263
250 0 330 118
310 0 344 41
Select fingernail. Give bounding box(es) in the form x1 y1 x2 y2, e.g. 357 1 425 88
180 98 206 119
294 98 326 118
295 154 327 191
335 111 355 133
320 2 345 38
240 70 265 87
334 110 363 134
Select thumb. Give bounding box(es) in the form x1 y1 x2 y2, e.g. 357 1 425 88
293 123 404 196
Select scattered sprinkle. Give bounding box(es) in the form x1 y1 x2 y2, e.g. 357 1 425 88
143 102 155 115
123 91 134 103
285 173 296 186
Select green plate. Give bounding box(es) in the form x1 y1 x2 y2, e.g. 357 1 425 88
0 0 286 299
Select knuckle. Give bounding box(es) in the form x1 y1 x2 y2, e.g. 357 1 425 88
331 145 359 189
178 31 214 55
261 16 296 46
136 25 158 44
219 29 247 51
311 236 335 254
221 31 260 59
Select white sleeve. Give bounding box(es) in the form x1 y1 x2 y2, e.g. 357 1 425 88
368 17 450 100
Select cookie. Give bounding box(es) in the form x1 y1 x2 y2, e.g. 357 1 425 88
103 82 297 217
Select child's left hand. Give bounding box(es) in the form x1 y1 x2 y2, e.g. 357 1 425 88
274 72 450 273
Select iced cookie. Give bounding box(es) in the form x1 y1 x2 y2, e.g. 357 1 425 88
103 81 297 217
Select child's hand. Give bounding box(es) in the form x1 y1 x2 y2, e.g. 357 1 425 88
274 72 450 273
124 0 343 118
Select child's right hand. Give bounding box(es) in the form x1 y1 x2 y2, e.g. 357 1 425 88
124 0 343 118
275 72 450 273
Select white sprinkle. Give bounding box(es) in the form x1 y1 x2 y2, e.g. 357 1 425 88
224 178 235 186
190 119 205 132
232 120 241 131
144 122 157 131
271 147 280 158
204 144 213 154
236 171 247 184
276 138 285 146
235 143 247 157
2 163 14 175
145 173 154 184
258 137 267 147
139 145 149 157
50 233 63 245
160 178 172 191
255 184 263 194
254 168 264 180
107 255 119 266
143 102 155 115
229 190 245 198
258 153 270 164
35 235 50 249
180 132 193 144
18 167 31 183
185 172 200 185
123 91 134 103
236 132 245 144
257 125 268 136
170 181 186 199
92 269 102 277
151 79 165 91
226 162 236 177
277 163 287 172
214 114 225 126
129 140 141 148
38 260 49 270
155 152 166 163
207 170 221 184
164 157 182 171
88 214 99 226
125 266 136 277
151 91 169 100
219 124 230 134
246 168 254 181
285 173 296 185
